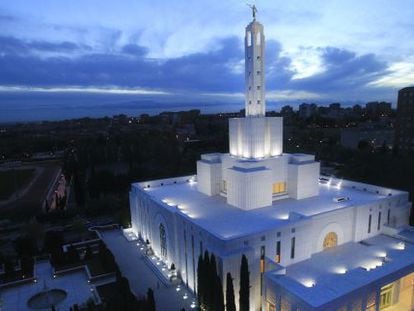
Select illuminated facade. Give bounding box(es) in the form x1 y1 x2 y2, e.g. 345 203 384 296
129 12 414 311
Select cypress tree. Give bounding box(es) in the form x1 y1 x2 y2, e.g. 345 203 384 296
197 254 204 307
209 254 217 310
215 273 225 311
239 254 250 311
203 251 210 310
147 288 156 311
225 273 236 311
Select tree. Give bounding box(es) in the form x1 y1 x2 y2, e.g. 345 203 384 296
67 244 79 263
4 257 15 278
147 288 156 311
21 256 34 277
197 255 205 308
209 254 217 310
239 254 250 311
226 273 236 311
84 245 93 261
99 243 116 272
202 251 210 310
215 273 225 311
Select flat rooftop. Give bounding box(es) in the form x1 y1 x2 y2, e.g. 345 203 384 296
267 234 414 308
133 178 399 240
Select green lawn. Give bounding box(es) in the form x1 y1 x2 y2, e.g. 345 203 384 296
0 169 35 200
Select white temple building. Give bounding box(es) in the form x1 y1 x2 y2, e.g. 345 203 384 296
129 10 414 311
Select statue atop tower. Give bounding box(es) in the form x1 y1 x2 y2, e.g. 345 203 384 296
247 4 258 21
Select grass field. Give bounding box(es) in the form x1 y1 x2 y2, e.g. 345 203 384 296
0 169 35 200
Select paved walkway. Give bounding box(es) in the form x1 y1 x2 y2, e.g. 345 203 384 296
1 261 95 311
100 230 196 311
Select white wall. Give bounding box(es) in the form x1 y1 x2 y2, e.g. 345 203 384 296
226 166 272 210
229 117 283 159
196 160 222 196
288 161 320 199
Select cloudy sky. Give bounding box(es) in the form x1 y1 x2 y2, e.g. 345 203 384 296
1 0 413 114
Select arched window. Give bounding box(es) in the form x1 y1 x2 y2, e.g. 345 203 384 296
323 232 338 250
160 223 167 258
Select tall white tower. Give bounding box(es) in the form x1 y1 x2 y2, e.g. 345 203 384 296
197 7 320 210
245 15 265 117
228 8 283 159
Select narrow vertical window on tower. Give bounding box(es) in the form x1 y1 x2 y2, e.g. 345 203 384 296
256 32 261 45
247 31 252 47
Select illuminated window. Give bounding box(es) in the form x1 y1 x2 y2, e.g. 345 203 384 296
272 182 286 194
256 32 261 45
323 232 338 250
260 245 265 296
275 241 281 263
380 283 393 309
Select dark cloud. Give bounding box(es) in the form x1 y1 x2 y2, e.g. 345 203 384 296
0 36 91 55
121 44 148 56
0 35 391 99
289 47 389 94
266 40 295 90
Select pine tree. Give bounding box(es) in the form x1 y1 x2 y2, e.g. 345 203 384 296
226 273 236 311
147 288 156 311
239 254 250 311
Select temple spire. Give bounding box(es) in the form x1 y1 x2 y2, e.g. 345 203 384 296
244 6 265 117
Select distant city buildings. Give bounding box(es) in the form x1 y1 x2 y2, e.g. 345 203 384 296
395 87 414 153
298 103 317 119
340 126 394 150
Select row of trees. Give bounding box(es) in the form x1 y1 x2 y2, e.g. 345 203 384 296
197 251 224 310
197 252 250 311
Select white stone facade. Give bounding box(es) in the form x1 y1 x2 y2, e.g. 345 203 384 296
129 12 414 311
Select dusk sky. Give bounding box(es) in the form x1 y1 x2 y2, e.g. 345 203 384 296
1 0 414 117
